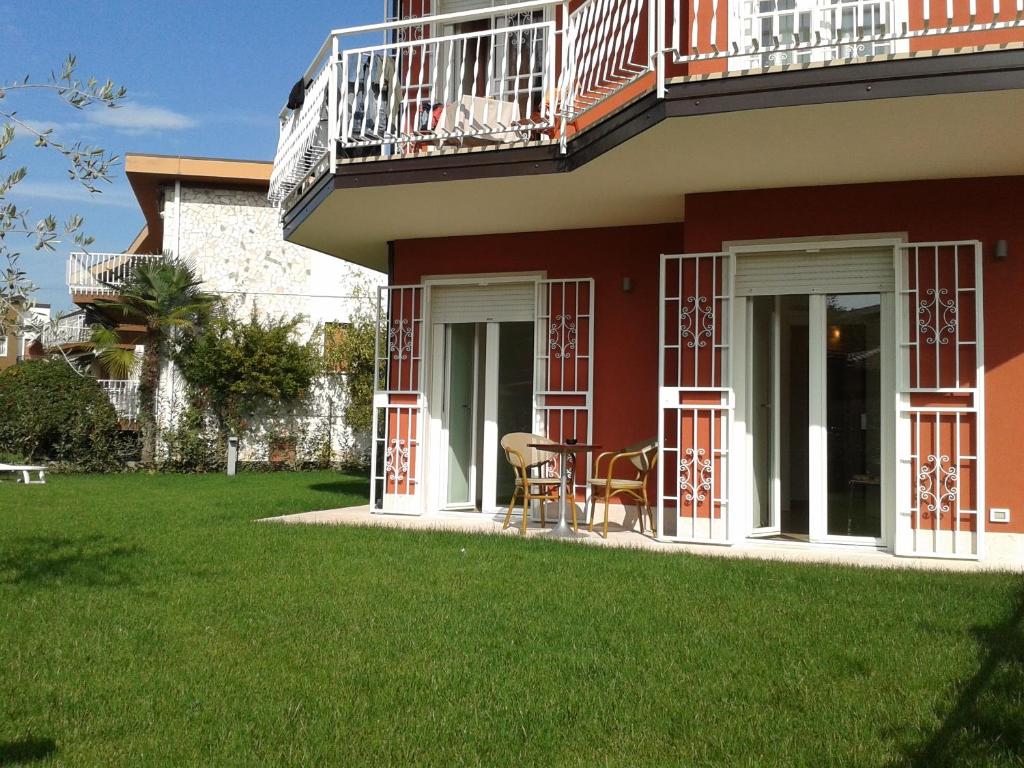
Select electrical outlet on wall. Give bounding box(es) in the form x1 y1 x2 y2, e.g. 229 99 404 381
989 508 1011 524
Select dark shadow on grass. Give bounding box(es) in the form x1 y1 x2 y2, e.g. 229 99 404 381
307 480 370 499
0 534 142 587
0 737 56 765
898 581 1024 767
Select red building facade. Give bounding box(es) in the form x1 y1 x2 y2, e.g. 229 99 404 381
273 0 1024 565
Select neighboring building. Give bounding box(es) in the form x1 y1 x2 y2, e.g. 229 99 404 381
59 154 385 460
1 300 49 370
270 0 1024 566
0 306 18 371
21 304 50 360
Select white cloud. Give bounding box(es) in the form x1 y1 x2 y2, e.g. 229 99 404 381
87 103 197 134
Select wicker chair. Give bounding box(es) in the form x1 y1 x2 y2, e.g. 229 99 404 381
500 432 562 535
586 440 658 538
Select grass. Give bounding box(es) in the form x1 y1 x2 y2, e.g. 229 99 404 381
0 472 1022 767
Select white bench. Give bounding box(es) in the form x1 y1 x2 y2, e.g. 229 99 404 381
0 463 47 484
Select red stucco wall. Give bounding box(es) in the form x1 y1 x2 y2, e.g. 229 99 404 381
393 223 683 458
684 176 1024 535
392 177 1024 536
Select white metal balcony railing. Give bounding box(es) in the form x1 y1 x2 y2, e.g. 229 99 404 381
98 379 140 422
670 0 1024 68
68 252 164 296
41 314 91 348
270 0 658 205
270 0 1024 206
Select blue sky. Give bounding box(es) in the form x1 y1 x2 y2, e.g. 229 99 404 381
0 0 385 312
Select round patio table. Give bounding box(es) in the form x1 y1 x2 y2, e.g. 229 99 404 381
529 442 600 539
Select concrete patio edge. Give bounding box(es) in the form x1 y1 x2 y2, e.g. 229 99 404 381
260 505 1024 574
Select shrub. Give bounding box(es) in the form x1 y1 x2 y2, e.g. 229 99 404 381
160 404 224 473
330 292 376 436
173 309 324 435
0 361 138 470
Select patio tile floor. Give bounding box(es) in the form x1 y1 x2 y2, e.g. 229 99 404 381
262 505 1022 573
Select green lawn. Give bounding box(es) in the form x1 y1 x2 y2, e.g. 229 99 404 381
1 472 1021 767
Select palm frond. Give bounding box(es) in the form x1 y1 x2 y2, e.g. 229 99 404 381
89 324 139 379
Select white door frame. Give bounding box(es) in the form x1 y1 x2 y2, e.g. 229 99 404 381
728 237 902 548
423 272 544 516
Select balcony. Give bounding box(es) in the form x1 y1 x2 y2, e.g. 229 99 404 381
41 314 91 348
269 0 656 206
270 0 1024 209
68 252 164 297
98 379 140 422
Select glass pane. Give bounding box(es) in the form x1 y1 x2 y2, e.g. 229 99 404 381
826 294 882 538
749 295 809 537
779 295 810 537
750 296 774 529
495 322 535 504
446 323 476 506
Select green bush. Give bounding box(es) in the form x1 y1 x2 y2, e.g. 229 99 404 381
0 360 139 470
160 404 225 473
174 309 324 435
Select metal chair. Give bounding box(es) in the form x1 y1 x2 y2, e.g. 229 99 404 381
586 440 658 538
500 432 562 535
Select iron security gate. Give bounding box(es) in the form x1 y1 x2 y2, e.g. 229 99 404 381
370 285 426 514
658 253 733 542
534 278 595 501
896 242 985 559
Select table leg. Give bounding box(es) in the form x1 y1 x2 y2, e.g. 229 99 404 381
546 456 586 539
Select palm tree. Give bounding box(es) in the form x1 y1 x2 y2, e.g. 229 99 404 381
99 257 218 465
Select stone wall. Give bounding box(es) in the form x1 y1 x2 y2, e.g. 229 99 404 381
155 184 384 465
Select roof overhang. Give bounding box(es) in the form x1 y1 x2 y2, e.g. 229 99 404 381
125 154 273 254
283 47 1024 272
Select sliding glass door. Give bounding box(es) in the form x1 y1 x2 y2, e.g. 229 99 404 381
444 323 478 509
747 292 888 545
824 294 882 540
438 320 534 513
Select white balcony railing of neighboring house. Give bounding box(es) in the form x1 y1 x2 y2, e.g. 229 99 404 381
41 314 92 347
98 379 140 422
271 0 1024 207
270 0 658 205
68 252 164 296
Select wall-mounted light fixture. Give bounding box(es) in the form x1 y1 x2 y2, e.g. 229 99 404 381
995 240 1009 260
622 277 633 293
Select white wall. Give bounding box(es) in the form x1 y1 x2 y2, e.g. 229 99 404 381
155 183 385 464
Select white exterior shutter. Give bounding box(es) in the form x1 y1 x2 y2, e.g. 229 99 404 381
734 247 895 296
659 253 733 543
534 278 595 501
429 282 534 323
371 285 426 515
894 241 985 559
